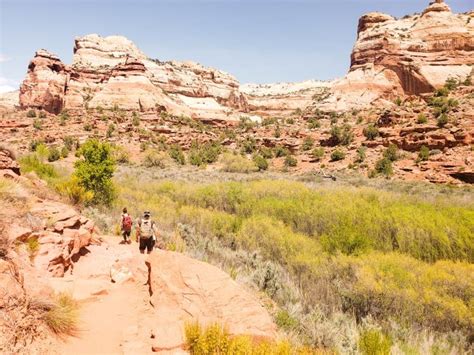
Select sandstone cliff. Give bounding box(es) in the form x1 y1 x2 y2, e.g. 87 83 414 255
20 34 249 122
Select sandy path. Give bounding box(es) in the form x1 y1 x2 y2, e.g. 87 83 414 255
51 237 154 355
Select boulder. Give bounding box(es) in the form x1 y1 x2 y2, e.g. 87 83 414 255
145 251 276 351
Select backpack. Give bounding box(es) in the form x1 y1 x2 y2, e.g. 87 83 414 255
140 219 153 238
122 215 133 232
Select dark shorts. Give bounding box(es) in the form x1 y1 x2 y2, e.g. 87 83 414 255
139 237 155 252
122 230 131 239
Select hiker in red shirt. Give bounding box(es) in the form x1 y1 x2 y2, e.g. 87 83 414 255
120 207 133 244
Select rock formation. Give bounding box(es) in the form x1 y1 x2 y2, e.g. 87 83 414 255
20 34 249 123
347 0 473 95
19 50 67 114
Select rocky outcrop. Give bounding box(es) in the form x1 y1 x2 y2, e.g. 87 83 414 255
0 147 20 176
19 50 67 114
20 34 249 123
145 251 276 351
350 0 473 95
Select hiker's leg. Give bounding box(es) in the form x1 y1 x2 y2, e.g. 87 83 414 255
146 238 154 254
139 238 146 254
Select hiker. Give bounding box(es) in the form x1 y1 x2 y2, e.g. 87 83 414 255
136 211 157 254
120 207 133 244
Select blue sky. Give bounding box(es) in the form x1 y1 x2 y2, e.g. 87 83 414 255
0 0 472 92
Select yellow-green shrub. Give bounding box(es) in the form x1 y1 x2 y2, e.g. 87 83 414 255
43 293 78 335
220 153 258 173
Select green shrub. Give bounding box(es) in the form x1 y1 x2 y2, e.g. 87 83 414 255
311 147 324 161
417 113 428 124
357 146 367 163
307 117 321 129
259 147 273 159
106 123 115 138
274 125 281 138
83 123 92 131
394 97 403 106
60 146 70 158
383 144 399 162
240 137 257 154
132 112 140 126
444 77 459 91
363 124 379 140
43 293 78 335
437 113 449 127
301 136 315 151
253 155 269 171
33 119 42 130
56 177 93 206
19 154 58 179
274 145 289 158
262 117 277 126
418 146 430 162
275 310 298 331
143 149 168 168
112 145 130 164
47 147 61 162
188 142 221 167
74 139 116 206
29 139 44 152
374 157 393 176
284 155 297 167
359 329 392 355
330 124 353 146
26 109 36 118
220 153 257 173
169 145 185 165
38 111 47 119
330 149 345 161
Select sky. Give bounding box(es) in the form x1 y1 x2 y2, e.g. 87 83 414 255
0 0 472 92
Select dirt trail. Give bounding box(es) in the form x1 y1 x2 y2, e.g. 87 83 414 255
50 236 155 355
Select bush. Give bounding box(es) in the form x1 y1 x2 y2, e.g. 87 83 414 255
189 142 221 167
112 145 130 164
19 154 58 179
61 146 69 158
43 293 78 335
253 155 269 171
143 149 169 168
184 322 296 354
363 124 379 140
259 147 273 159
74 139 116 206
83 123 93 131
330 124 353 146
33 119 42 130
311 147 324 161
132 112 140 126
284 155 297 167
56 177 94 206
330 149 345 161
374 157 393 177
38 111 47 119
307 117 321 129
29 139 44 152
47 147 61 162
26 109 36 118
106 123 115 138
240 137 257 154
274 146 289 158
394 97 403 106
444 77 458 91
437 113 449 127
417 113 428 124
275 310 298 331
357 146 367 163
418 145 430 162
383 144 399 162
359 329 392 355
301 136 315 151
220 153 257 173
169 145 185 165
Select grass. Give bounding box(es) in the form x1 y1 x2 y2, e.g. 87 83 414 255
43 293 78 335
184 322 315 354
112 175 474 351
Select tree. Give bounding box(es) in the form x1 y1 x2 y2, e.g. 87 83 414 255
74 139 116 206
